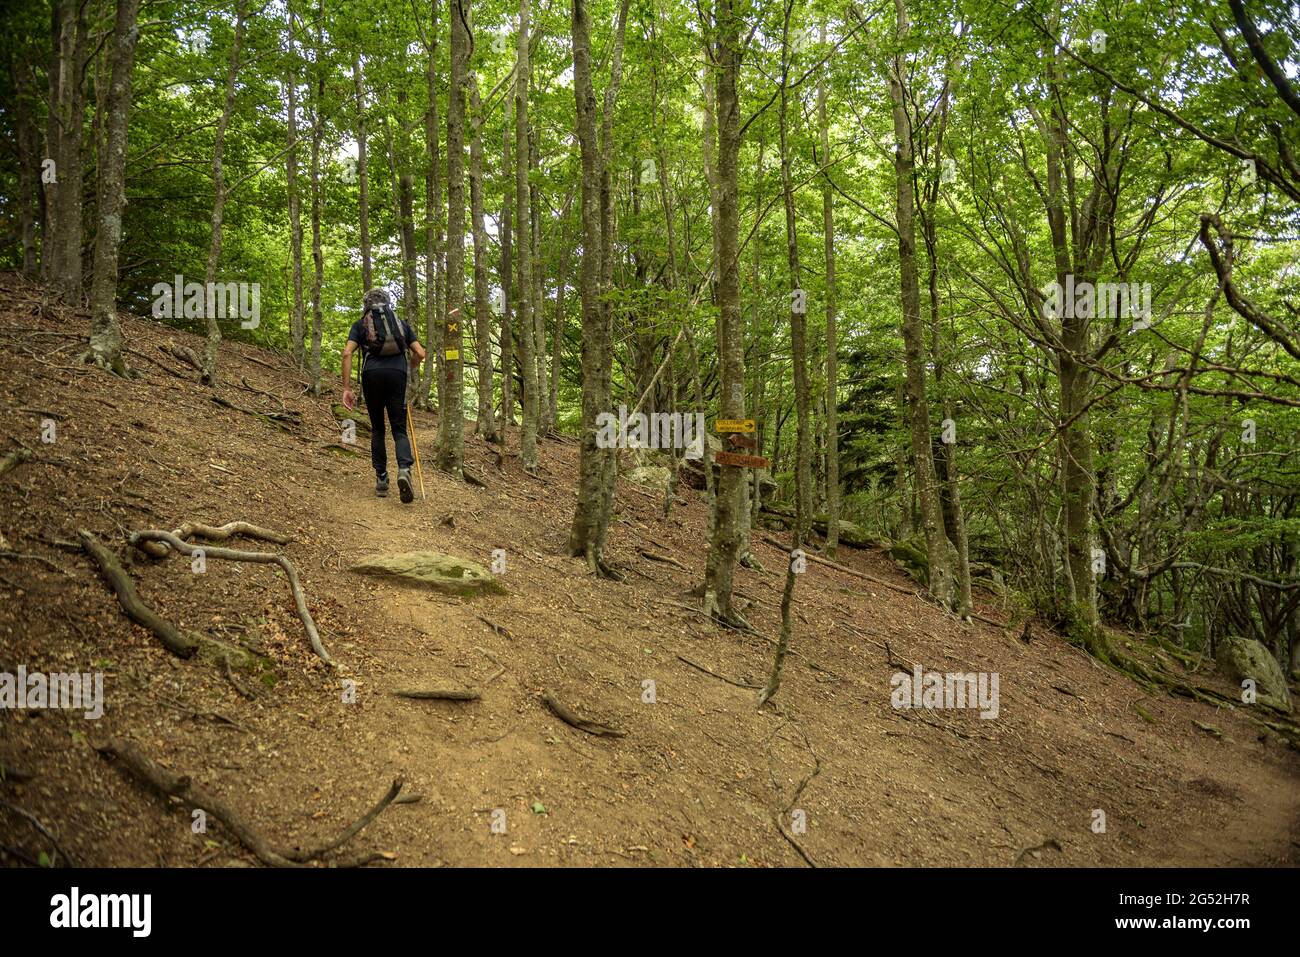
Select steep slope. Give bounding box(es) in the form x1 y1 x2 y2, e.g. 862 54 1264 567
1 272 1297 867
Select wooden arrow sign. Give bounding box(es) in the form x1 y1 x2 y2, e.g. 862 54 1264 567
725 432 758 450
714 451 769 468
715 418 756 433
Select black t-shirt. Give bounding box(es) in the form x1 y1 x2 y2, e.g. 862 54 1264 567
348 313 420 373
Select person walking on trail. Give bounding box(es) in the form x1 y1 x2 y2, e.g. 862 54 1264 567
341 288 426 502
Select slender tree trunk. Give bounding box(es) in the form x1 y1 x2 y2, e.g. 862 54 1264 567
11 54 41 276
201 0 248 385
500 99 515 426
308 11 324 394
548 218 573 431
421 4 443 412
354 56 372 293
515 0 538 472
702 0 746 623
286 2 304 368
887 0 957 608
530 128 549 433
47 0 89 301
82 0 142 376
817 22 840 559
469 72 499 442
778 14 811 546
567 0 629 574
439 0 468 475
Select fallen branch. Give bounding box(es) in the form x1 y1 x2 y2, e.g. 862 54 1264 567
392 688 480 701
759 534 916 596
677 654 761 689
79 529 201 658
95 738 398 868
542 691 626 738
128 529 333 667
475 646 507 683
639 548 687 570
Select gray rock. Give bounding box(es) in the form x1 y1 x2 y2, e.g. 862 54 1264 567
350 551 505 596
1217 636 1292 713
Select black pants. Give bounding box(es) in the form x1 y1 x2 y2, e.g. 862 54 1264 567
361 366 413 478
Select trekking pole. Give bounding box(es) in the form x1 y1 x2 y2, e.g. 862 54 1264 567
406 404 427 500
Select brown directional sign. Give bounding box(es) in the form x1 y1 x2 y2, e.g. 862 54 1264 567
725 432 758 450
714 451 769 468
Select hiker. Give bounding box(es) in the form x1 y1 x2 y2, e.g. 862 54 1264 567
341 288 426 502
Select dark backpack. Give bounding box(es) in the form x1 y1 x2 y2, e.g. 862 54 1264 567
362 304 406 358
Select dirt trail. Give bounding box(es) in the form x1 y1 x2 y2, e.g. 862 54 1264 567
1 273 1298 867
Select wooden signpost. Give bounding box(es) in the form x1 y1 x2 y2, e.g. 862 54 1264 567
715 418 755 433
714 450 769 469
713 419 766 468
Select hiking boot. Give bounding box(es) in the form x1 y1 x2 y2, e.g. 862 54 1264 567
397 468 414 503
375 474 389 497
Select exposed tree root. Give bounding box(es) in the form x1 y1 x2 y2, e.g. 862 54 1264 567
0 797 75 866
1074 619 1300 748
765 719 821 868
128 529 334 668
210 394 302 431
95 738 400 867
135 519 293 559
541 690 626 737
78 529 201 658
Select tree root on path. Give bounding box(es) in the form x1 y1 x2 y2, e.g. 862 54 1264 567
765 719 821 868
134 519 293 559
95 738 400 867
210 394 302 432
541 690 626 738
79 529 201 658
128 528 335 668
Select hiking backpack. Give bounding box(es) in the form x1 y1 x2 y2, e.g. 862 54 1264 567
362 304 407 358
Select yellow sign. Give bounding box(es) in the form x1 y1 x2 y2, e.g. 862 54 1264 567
445 349 460 360
715 418 755 433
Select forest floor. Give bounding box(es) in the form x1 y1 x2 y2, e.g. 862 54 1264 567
2 271 1298 868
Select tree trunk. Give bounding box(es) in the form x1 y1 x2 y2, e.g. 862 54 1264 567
286 3 305 368
567 0 629 574
469 72 499 442
439 0 468 475
308 12 324 395
778 13 811 546
421 6 443 412
702 1 746 624
514 0 538 472
47 0 89 301
200 0 248 386
500 114 514 427
887 0 957 609
817 21 840 559
82 0 142 375
354 56 372 294
530 128 549 433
